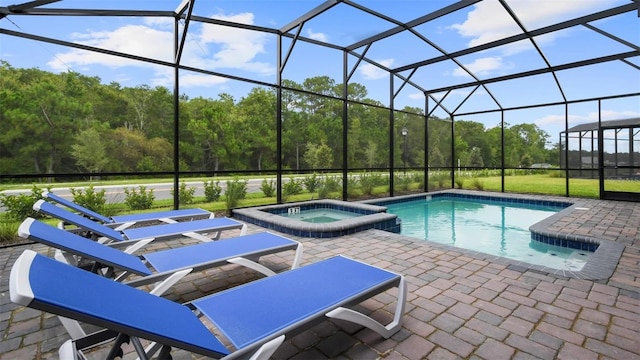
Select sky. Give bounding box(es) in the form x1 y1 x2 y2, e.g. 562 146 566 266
1 0 639 141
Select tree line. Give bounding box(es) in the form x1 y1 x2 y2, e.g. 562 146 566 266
0 61 558 178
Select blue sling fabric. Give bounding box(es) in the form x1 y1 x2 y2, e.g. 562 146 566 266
144 232 297 273
121 217 242 240
35 200 125 241
45 191 212 224
20 218 297 277
35 200 242 242
11 250 399 358
16 251 230 358
111 208 210 223
44 191 112 223
194 255 399 349
19 218 152 276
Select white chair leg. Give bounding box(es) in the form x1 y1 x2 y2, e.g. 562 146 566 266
182 231 214 242
326 276 406 338
227 258 276 277
290 243 303 269
59 339 88 360
149 269 193 296
58 316 87 340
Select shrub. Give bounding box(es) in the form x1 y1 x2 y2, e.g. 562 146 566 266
377 174 389 186
394 174 411 191
412 172 425 188
302 173 322 193
204 180 222 202
0 185 49 220
283 177 303 197
547 170 565 178
323 176 342 193
260 179 275 198
0 220 20 243
455 176 465 189
225 178 247 210
346 175 360 197
123 185 155 210
171 181 196 205
359 173 376 195
430 172 449 188
70 185 106 213
317 185 331 199
472 178 485 190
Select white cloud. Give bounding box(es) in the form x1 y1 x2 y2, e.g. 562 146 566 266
143 17 173 29
453 56 504 77
144 65 230 88
534 114 573 127
306 28 328 42
195 12 274 75
450 0 518 47
535 110 640 127
360 58 394 80
408 92 425 100
179 72 229 87
448 88 487 97
47 25 174 72
598 110 640 122
450 0 618 50
46 11 275 87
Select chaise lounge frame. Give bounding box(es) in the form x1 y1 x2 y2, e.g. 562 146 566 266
11 250 405 360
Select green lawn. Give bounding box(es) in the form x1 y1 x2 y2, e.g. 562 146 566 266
465 174 640 198
2 172 639 244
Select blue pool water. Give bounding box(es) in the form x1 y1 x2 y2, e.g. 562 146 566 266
386 197 593 271
285 208 358 223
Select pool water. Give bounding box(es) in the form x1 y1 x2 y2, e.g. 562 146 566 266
386 197 593 271
285 208 359 223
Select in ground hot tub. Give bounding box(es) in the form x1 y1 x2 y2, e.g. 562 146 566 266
232 199 400 238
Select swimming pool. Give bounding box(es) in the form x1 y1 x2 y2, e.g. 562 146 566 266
232 199 399 237
381 194 593 271
284 208 359 223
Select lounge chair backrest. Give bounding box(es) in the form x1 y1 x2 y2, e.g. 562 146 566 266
121 217 241 241
33 200 125 242
10 250 230 358
43 191 112 223
18 218 151 276
110 208 212 224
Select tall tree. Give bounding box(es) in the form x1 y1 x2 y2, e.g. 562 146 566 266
70 126 110 174
185 94 240 171
0 65 88 174
236 88 277 171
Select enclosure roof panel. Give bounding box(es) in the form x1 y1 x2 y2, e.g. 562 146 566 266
0 0 637 113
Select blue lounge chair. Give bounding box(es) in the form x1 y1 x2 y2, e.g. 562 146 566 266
43 191 213 228
34 200 247 247
10 250 405 360
18 217 303 341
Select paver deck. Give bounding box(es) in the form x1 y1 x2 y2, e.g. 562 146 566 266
1 193 638 359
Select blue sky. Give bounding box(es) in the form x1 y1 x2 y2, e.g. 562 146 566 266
1 0 638 140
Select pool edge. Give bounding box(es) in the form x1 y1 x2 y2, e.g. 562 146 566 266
363 189 624 281
232 199 399 238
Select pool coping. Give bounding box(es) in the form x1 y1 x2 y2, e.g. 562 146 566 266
232 199 399 238
360 190 625 280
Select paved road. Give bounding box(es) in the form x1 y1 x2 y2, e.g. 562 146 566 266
1 178 269 203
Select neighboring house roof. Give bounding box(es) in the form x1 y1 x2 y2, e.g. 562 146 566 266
562 118 640 134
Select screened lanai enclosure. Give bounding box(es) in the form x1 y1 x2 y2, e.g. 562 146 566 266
560 118 640 201
1 0 639 207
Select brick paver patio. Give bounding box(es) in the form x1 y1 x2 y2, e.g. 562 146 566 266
1 194 638 359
